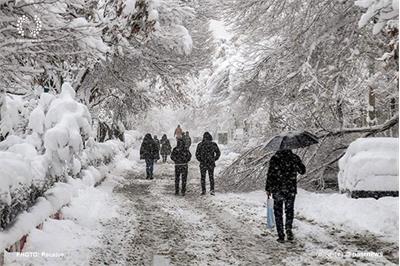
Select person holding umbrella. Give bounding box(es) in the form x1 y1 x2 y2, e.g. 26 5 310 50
265 131 317 243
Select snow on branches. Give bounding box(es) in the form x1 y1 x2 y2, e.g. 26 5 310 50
355 0 399 34
0 0 195 94
0 83 91 205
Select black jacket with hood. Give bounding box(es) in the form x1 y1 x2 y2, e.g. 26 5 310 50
140 134 158 160
171 139 192 165
195 132 221 167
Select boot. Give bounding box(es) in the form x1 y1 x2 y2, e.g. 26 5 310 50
210 190 215 196
277 232 285 243
286 230 294 241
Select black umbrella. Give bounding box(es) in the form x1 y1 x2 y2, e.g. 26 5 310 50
264 131 319 151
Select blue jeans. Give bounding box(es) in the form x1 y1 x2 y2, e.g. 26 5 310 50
145 159 154 179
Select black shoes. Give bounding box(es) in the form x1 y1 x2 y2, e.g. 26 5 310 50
277 237 285 243
175 191 179 196
276 231 294 243
181 191 185 196
286 230 294 241
201 191 215 195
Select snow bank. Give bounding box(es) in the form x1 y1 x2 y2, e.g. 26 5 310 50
296 188 399 241
0 168 121 252
338 138 399 192
0 179 75 250
4 176 120 265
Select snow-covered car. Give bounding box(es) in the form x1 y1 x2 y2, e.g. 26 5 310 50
338 137 399 199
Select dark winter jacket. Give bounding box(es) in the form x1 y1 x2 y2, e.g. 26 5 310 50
195 132 221 167
153 137 160 159
183 134 192 149
171 139 192 165
140 134 158 160
160 135 172 155
265 150 306 194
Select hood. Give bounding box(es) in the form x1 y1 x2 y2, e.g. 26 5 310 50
203 132 212 141
176 139 185 149
144 133 152 142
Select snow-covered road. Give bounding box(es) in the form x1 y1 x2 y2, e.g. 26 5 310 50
91 162 398 266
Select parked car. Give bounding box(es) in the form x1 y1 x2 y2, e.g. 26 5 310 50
338 137 399 199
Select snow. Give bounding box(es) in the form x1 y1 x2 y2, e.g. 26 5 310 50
0 81 128 251
356 0 399 34
209 20 232 41
338 137 399 192
0 152 33 204
176 25 193 55
0 180 75 250
4 176 121 266
2 134 396 264
214 188 399 242
28 106 45 134
148 9 159 21
122 0 137 17
41 82 93 176
295 188 399 241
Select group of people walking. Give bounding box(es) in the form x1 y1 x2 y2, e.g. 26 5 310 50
141 125 308 243
140 125 220 196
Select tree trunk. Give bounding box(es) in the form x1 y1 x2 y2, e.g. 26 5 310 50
390 97 398 136
367 86 377 127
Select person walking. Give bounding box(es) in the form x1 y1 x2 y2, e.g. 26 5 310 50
160 134 172 163
153 135 161 163
174 125 183 140
170 139 191 196
183 131 192 150
195 132 221 195
140 134 158 179
265 149 306 243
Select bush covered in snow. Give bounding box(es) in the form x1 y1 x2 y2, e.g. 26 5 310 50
0 83 127 230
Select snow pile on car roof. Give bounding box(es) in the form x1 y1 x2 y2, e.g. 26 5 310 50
338 137 399 192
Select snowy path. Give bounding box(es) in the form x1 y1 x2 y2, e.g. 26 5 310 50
91 161 398 266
